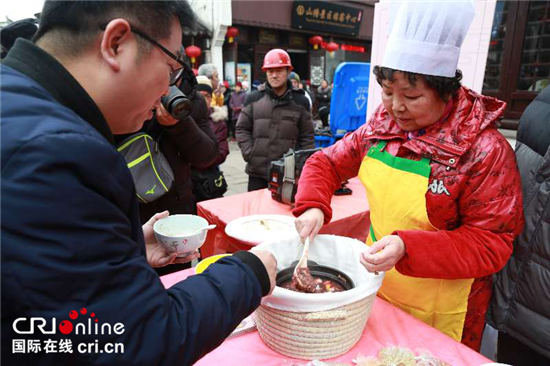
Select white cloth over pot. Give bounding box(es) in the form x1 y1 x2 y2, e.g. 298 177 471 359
382 0 475 77
255 234 384 312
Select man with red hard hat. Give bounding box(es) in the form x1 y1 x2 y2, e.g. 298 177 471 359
236 48 315 191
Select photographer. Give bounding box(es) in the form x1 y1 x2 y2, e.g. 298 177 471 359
117 58 218 220
116 56 218 275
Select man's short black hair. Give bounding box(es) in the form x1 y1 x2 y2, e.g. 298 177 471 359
373 66 463 101
33 0 197 56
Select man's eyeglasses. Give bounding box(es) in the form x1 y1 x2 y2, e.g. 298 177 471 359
130 28 186 86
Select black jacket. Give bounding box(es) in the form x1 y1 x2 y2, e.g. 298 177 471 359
117 83 218 223
236 80 315 179
316 85 331 107
487 86 550 358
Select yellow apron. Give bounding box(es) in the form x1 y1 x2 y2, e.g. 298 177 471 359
358 141 474 342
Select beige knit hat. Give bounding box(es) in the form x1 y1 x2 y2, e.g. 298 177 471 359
196 75 213 94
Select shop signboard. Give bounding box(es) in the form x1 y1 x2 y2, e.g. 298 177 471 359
289 34 307 48
291 0 363 36
259 29 278 45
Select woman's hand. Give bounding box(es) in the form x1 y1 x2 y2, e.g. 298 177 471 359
294 208 324 242
142 211 200 268
155 103 179 126
360 235 406 273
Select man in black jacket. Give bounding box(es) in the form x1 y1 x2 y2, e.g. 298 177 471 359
236 49 315 191
487 86 550 365
117 62 218 222
1 2 277 365
116 62 219 276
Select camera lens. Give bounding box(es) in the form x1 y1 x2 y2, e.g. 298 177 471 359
161 86 192 120
170 99 192 119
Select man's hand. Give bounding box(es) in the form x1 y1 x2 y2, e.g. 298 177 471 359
249 249 277 295
360 235 406 273
294 208 324 242
156 103 179 126
143 211 200 268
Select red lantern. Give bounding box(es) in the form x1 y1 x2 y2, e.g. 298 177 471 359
185 45 201 64
226 27 239 43
325 41 339 56
309 35 323 50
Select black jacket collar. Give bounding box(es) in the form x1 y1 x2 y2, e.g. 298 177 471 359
3 39 114 145
264 80 294 101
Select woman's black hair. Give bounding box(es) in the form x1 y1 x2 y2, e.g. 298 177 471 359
373 66 463 100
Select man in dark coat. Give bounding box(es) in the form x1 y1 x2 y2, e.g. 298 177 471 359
117 65 218 222
236 49 315 191
1 2 277 365
116 64 219 276
487 86 550 366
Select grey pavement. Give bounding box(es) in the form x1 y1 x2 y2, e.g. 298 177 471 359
219 140 248 196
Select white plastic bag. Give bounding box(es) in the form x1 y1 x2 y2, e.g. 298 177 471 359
255 234 384 312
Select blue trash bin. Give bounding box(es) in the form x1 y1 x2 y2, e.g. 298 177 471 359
329 62 370 145
314 135 331 148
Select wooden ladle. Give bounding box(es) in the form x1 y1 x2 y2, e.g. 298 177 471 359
294 237 310 274
293 237 318 292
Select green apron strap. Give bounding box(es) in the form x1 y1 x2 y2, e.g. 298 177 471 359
369 225 377 242
376 140 387 151
420 157 430 165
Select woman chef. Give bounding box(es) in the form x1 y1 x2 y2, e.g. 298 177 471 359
292 1 524 351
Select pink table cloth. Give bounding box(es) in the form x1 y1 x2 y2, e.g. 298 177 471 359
197 177 370 258
161 269 491 366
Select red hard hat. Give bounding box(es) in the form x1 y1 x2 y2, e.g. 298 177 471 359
262 49 293 71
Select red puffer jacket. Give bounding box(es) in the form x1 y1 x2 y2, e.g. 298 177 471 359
293 86 524 351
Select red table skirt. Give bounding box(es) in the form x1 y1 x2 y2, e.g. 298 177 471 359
197 177 370 257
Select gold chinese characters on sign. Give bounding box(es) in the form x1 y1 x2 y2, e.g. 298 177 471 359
296 5 358 29
292 1 362 36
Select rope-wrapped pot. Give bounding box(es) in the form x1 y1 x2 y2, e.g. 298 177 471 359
254 234 384 360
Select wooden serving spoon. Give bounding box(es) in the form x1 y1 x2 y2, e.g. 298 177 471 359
294 237 310 274
293 237 318 292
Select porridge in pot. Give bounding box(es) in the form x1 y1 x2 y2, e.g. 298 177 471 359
282 267 346 293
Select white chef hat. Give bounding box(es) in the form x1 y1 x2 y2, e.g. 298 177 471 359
382 0 475 78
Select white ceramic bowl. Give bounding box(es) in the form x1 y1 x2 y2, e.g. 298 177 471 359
153 214 210 256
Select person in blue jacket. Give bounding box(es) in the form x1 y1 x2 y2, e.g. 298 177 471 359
1 1 277 365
